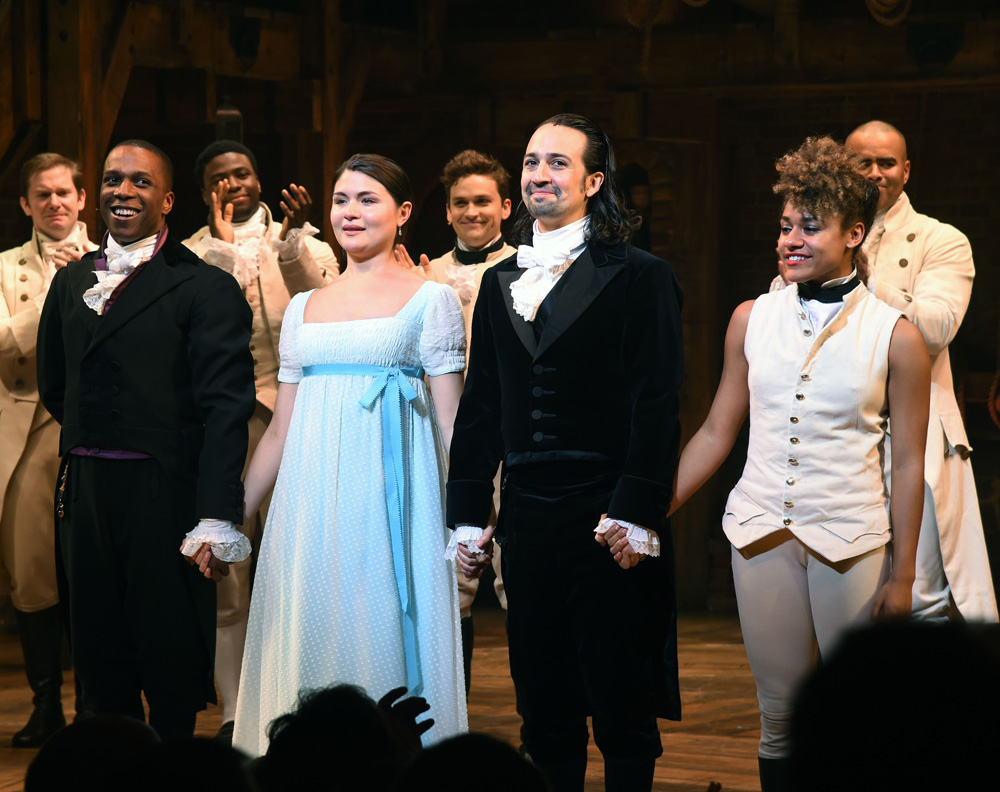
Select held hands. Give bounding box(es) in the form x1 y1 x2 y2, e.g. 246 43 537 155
180 541 231 582
456 525 495 579
871 575 913 620
208 181 236 244
594 514 647 570
393 244 433 279
279 183 313 239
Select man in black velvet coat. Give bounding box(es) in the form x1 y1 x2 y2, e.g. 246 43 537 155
36 141 255 740
447 114 684 792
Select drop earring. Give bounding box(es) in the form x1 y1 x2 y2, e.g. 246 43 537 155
397 226 403 238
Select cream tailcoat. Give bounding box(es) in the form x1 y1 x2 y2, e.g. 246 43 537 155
0 224 97 609
869 193 998 621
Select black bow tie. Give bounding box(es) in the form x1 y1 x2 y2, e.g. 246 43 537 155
454 236 505 265
797 275 861 303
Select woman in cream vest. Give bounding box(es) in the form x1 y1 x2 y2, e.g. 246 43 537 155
613 138 931 791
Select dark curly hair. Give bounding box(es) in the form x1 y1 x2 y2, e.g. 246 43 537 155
193 140 259 189
511 113 640 247
773 136 879 270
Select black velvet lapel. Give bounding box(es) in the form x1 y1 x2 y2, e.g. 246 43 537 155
533 243 625 360
85 245 194 355
496 266 538 356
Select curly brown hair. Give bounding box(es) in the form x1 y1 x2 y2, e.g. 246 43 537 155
441 150 510 203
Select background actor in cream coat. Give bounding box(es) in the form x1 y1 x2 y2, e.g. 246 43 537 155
0 153 96 746
183 140 338 738
403 149 515 697
847 121 998 621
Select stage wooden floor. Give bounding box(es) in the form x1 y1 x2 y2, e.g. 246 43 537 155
0 609 760 791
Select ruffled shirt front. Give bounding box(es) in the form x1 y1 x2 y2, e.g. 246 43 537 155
510 217 589 321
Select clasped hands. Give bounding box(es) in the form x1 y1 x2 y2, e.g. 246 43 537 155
181 541 231 583
595 514 647 570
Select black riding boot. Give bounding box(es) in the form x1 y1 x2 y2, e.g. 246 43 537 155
12 606 66 747
758 756 790 792
461 616 474 698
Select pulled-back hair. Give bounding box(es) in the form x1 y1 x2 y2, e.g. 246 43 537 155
511 113 640 247
193 140 259 188
20 153 84 198
108 139 175 189
440 150 510 202
773 136 878 270
333 153 413 243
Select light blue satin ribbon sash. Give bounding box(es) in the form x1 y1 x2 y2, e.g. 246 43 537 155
302 362 425 693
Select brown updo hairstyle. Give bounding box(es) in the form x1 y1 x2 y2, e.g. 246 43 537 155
332 153 414 245
773 136 879 274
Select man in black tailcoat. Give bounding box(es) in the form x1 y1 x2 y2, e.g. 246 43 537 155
446 114 684 792
37 140 255 740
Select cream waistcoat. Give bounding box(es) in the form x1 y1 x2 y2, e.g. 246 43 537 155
724 284 903 562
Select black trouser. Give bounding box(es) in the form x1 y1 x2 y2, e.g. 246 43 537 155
58 455 216 733
499 462 676 790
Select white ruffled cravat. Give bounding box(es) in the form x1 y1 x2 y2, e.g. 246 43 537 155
510 217 589 322
83 234 157 315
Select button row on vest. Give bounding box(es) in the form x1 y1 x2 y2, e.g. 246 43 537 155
803 329 812 336
800 374 810 382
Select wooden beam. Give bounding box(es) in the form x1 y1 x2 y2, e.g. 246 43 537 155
99 1 136 158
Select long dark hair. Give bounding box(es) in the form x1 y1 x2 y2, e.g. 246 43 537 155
332 153 414 243
511 113 640 247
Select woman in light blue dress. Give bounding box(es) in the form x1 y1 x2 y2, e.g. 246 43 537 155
231 154 468 755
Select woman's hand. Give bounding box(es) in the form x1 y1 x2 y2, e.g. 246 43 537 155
871 576 913 619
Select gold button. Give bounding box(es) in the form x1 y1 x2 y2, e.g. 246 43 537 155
795 393 804 400
784 501 793 508
800 374 810 381
20 293 28 301
906 233 916 242
899 258 908 268
790 437 800 444
803 329 812 336
14 379 25 389
783 517 792 525
904 295 912 303
18 258 26 266
786 477 795 486
789 458 799 466
19 273 28 282
798 313 806 320
790 417 799 423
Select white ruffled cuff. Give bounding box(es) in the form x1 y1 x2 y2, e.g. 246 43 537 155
444 524 486 560
594 517 660 557
199 236 267 291
179 519 251 563
272 221 319 262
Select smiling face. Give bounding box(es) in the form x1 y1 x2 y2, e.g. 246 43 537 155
101 146 174 245
20 166 86 241
446 173 511 250
846 127 910 214
778 202 863 285
521 124 603 232
330 170 412 262
201 151 261 223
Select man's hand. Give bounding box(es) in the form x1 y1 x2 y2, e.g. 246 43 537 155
208 181 236 243
393 244 433 279
181 541 230 582
595 516 646 570
50 245 85 270
456 526 494 578
279 183 312 239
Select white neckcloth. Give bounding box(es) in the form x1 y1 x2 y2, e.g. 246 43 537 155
511 217 589 321
82 234 158 314
799 269 858 335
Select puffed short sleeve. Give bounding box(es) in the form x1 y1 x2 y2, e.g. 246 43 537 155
278 290 311 384
419 282 467 376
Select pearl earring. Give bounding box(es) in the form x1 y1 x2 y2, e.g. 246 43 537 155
397 226 403 238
